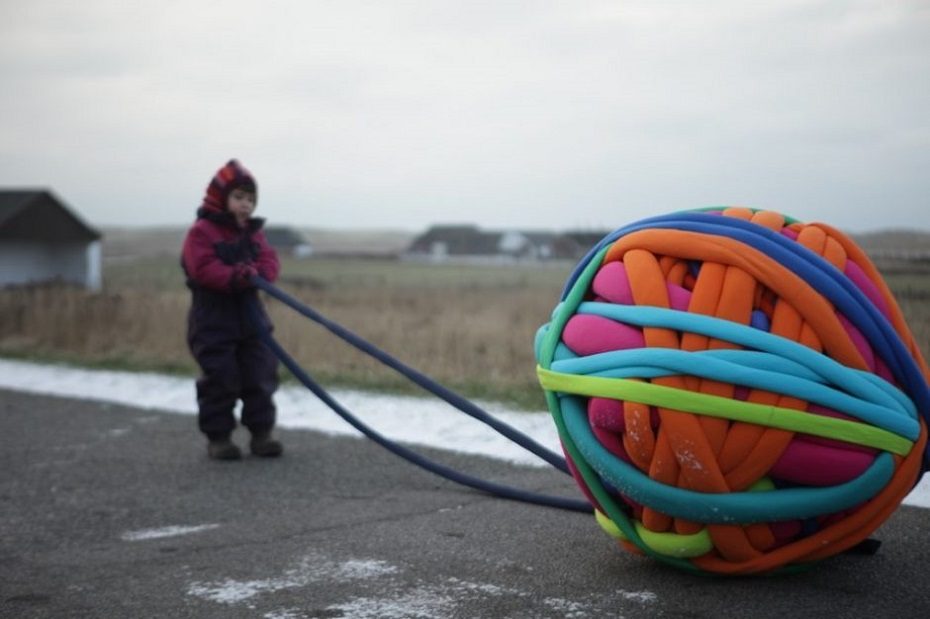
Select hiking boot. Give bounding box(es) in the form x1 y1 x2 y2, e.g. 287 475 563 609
207 437 242 460
250 431 283 457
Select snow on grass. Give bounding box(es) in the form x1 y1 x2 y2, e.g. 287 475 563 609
0 358 558 466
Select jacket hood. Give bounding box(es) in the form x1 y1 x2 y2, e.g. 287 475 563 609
201 159 258 213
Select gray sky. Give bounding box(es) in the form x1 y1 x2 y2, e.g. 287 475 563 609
1 1 928 232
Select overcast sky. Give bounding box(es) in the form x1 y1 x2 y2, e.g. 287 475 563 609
1 1 928 232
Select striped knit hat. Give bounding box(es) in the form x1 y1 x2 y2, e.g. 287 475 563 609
202 159 257 211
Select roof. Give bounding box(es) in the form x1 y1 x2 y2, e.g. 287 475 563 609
561 230 611 247
408 225 502 255
263 226 310 249
407 225 612 259
0 190 101 242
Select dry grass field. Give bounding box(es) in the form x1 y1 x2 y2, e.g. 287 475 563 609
0 257 573 408
2 243 929 410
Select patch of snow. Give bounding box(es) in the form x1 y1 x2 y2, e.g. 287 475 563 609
121 523 219 541
905 485 930 508
189 550 606 616
188 554 399 605
0 358 558 468
190 577 286 605
336 559 398 579
263 610 305 619
328 588 455 619
543 597 591 618
326 577 523 619
620 590 658 603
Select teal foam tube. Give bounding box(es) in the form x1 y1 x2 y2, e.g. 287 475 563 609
560 396 895 523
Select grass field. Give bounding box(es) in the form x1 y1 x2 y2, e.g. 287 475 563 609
2 254 929 410
1 257 574 409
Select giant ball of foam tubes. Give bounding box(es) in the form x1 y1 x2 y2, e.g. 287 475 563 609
534 207 930 575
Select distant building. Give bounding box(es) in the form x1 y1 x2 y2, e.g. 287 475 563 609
405 225 499 262
0 189 102 290
264 226 313 258
404 224 609 263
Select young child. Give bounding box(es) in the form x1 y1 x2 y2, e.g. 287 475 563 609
181 159 284 460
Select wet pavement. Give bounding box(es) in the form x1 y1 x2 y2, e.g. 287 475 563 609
2 389 928 618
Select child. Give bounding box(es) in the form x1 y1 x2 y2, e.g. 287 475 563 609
181 159 284 460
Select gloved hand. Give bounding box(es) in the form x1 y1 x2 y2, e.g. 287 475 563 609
231 262 258 290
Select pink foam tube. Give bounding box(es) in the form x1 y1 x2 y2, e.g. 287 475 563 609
770 439 875 486
588 397 626 432
592 261 691 311
562 314 645 356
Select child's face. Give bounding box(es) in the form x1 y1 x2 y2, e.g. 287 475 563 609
227 188 256 225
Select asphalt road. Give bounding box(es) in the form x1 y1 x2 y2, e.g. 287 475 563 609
1 389 929 618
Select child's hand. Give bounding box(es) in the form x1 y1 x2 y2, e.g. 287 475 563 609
232 263 259 290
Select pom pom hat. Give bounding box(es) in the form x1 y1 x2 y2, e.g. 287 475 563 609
202 159 257 212
535 207 930 575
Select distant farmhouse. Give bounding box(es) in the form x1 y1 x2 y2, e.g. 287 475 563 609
404 224 610 263
0 190 102 290
264 226 313 258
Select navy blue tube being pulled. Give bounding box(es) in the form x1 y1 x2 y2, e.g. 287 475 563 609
252 276 571 475
244 296 591 513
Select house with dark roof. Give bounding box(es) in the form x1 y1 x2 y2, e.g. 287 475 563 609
263 226 313 258
405 225 499 262
404 224 609 263
0 190 102 289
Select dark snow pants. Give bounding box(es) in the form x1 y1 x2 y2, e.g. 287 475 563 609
187 291 279 439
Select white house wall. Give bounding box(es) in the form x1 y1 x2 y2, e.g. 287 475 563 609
0 243 52 286
85 241 102 290
0 241 100 289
